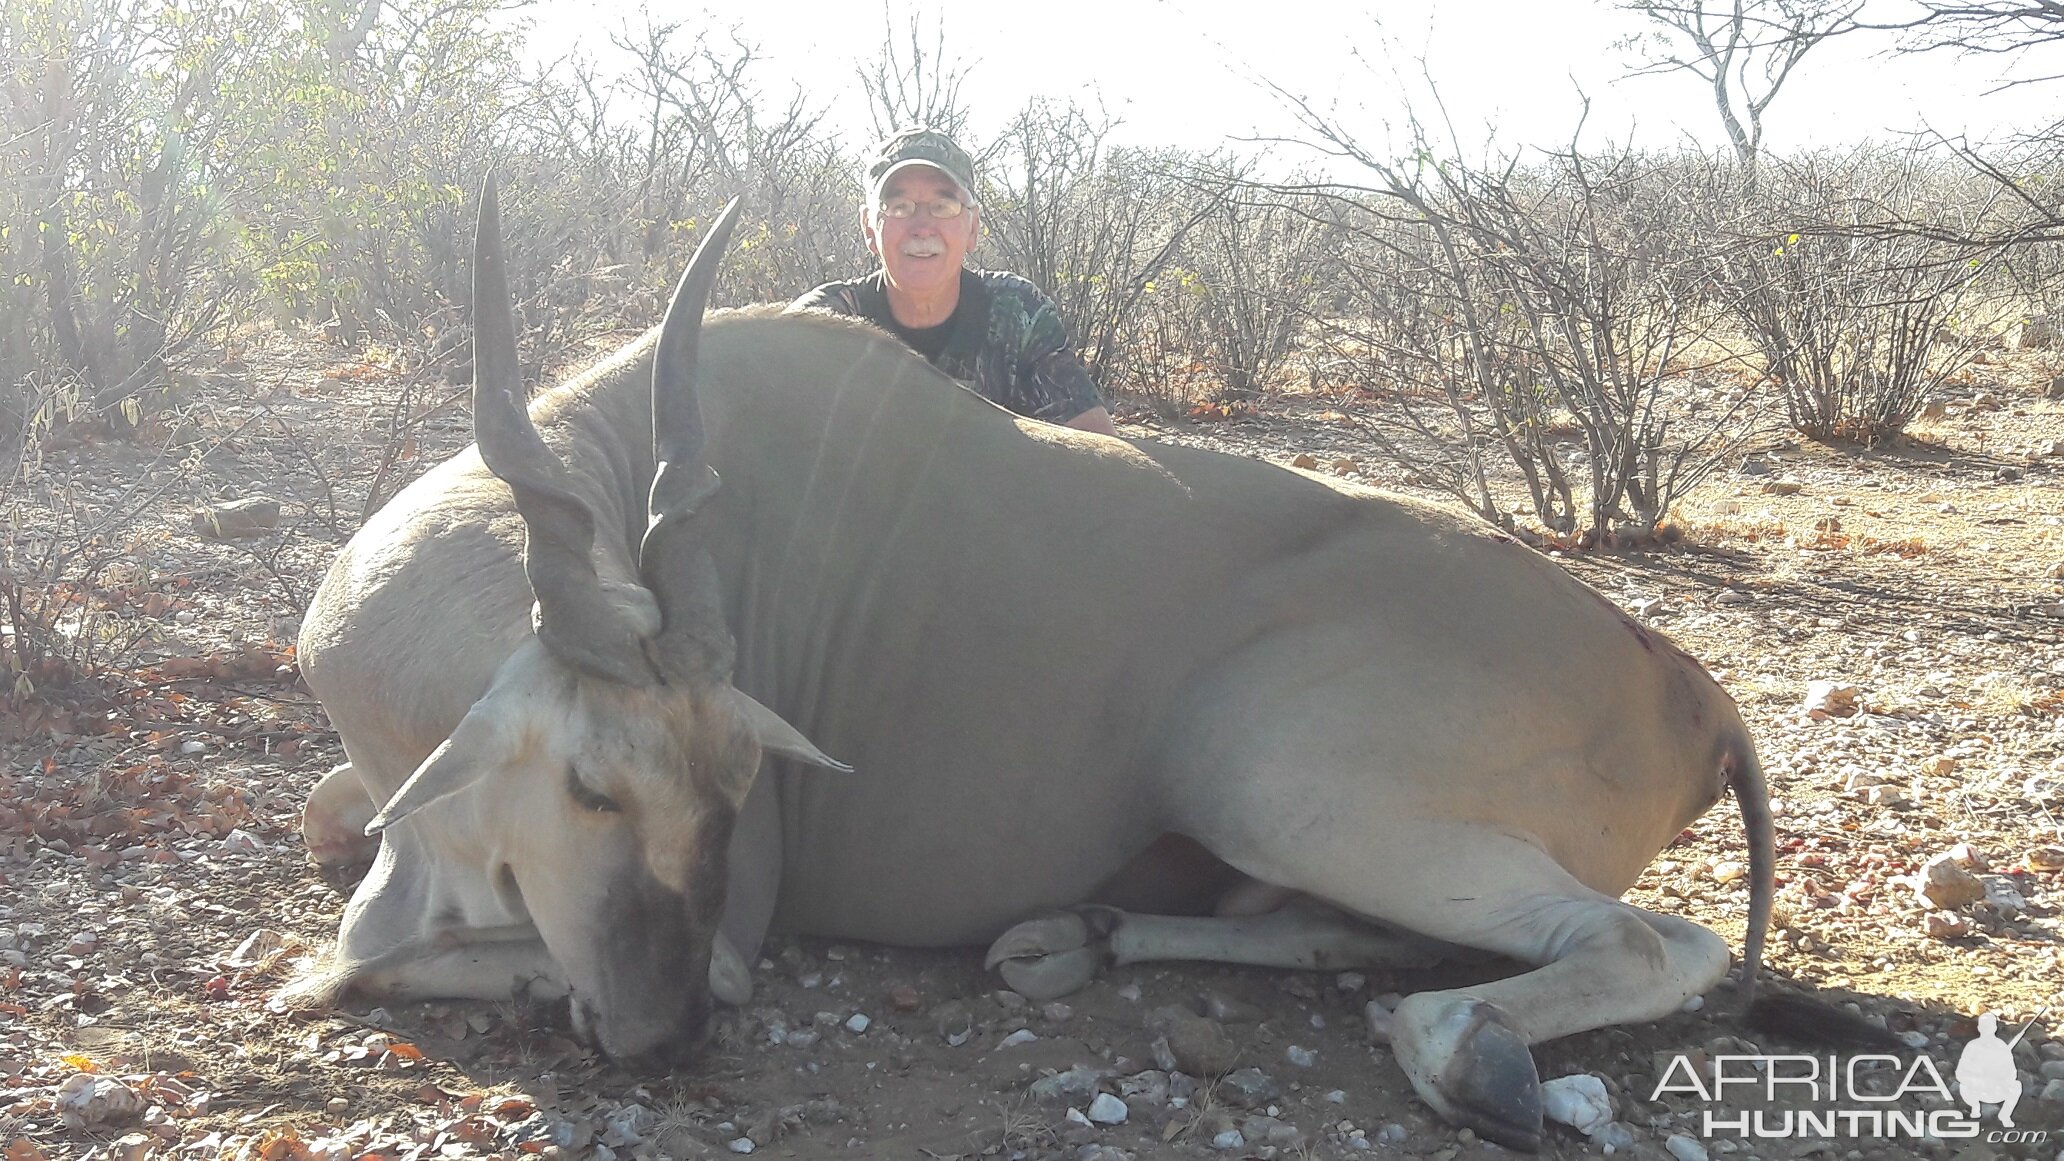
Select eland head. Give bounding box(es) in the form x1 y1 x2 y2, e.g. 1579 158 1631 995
357 181 843 1062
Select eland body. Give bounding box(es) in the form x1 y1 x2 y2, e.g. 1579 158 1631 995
296 191 1771 1151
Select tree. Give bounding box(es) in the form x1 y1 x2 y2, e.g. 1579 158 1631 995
1618 0 1863 169
1869 0 2064 76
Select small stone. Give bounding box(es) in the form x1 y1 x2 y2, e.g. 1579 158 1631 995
931 1000 974 1045
2039 1078 2064 1103
1331 457 1359 475
1215 1067 1280 1107
1665 1134 1709 1161
997 1029 1038 1049
1996 466 2023 483
326 1096 350 1116
2025 846 2064 873
1363 998 1394 1044
1680 994 1705 1013
1334 971 1365 993
112 1132 154 1161
1291 453 1319 469
1916 853 1987 909
1763 478 1803 496
1285 1044 1316 1067
56 1073 145 1128
843 1013 870 1033
1087 1093 1129 1124
1041 1001 1074 1022
727 1138 755 1154
1709 861 1746 885
1210 1129 1245 1151
1982 876 2027 914
226 928 285 968
1030 1067 1105 1105
1737 459 1771 477
1900 1029 1929 1049
191 496 281 539
181 740 209 755
1802 680 1859 718
887 985 921 1012
1376 1123 1408 1146
1922 399 1949 419
1065 1107 1093 1128
1715 589 1751 605
1540 1073 1613 1136
1148 1006 1237 1076
1925 911 1974 939
1116 983 1141 1002
1591 1121 1638 1152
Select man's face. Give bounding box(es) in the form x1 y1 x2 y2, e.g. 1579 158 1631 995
863 165 979 300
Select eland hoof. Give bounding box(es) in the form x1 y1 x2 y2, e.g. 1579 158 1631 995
1393 996 1544 1152
983 907 1122 1001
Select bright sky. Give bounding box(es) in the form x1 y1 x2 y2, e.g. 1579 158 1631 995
517 0 2061 163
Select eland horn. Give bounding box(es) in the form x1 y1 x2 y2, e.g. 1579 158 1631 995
640 197 744 686
471 173 654 686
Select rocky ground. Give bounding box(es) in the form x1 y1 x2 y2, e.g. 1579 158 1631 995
2 327 2062 1161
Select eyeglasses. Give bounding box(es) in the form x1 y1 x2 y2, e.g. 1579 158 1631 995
879 195 969 220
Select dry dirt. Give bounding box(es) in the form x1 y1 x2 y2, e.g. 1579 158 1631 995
3 329 2062 1161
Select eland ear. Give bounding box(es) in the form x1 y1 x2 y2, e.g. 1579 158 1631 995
364 715 501 834
729 689 850 772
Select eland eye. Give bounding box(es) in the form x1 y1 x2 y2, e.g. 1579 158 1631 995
566 770 622 814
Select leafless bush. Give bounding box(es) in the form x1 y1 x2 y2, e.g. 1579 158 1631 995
1279 93 1757 541
979 103 1216 394
1707 145 2004 442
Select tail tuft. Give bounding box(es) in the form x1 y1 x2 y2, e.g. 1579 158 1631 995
1744 993 1907 1052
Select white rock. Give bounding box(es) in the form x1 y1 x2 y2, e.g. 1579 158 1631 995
1211 1129 1246 1150
1087 1093 1129 1124
1285 1045 1316 1067
1540 1073 1613 1136
727 1137 755 1154
56 1073 144 1128
1916 853 1986 909
844 1013 870 1033
1665 1133 1709 1161
1802 680 1859 717
1363 999 1393 1044
1709 861 1745 885
997 1029 1039 1049
225 928 285 968
180 739 208 754
1680 994 1705 1013
1065 1107 1092 1127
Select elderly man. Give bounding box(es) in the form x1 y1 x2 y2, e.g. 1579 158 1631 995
789 128 1118 436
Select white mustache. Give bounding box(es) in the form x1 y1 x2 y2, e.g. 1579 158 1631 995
900 237 947 258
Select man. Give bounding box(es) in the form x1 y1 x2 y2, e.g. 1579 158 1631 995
788 128 1118 436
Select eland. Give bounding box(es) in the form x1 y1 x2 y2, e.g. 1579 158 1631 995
293 184 1772 1151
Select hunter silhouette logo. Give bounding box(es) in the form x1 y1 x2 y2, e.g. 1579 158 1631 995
1955 1011 2042 1128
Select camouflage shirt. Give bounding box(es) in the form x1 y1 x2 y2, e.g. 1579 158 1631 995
787 269 1105 425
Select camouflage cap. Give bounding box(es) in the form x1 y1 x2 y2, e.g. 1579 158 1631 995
864 127 979 206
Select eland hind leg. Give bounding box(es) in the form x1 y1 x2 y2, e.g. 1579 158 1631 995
1224 822 1729 1152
